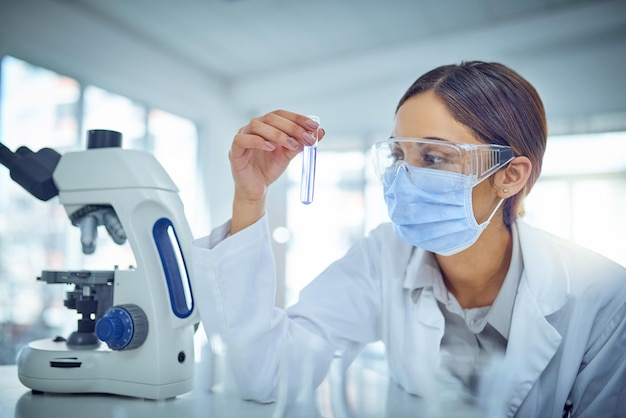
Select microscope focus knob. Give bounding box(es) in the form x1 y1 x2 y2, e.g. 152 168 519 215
96 304 148 350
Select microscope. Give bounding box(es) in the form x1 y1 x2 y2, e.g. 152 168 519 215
0 130 199 399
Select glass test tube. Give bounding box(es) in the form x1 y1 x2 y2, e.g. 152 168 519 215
300 115 320 205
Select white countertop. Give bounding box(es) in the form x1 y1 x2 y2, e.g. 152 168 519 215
1 361 276 418
1 342 485 418
0 346 432 418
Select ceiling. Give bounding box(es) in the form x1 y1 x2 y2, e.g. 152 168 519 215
1 0 626 138
65 0 590 81
69 0 626 133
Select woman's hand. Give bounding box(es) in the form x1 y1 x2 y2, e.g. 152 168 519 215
229 110 324 234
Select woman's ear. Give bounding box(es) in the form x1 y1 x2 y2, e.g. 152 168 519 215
493 156 532 197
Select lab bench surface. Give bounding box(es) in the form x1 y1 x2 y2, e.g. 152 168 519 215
0 351 424 418
1 363 277 418
1 346 487 418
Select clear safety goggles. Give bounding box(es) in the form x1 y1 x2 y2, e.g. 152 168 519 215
372 138 515 187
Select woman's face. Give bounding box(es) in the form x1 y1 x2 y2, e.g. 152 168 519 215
393 90 502 225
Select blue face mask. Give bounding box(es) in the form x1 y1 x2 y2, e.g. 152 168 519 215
383 163 503 256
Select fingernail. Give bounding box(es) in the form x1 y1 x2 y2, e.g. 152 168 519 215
265 141 276 151
302 131 316 145
287 137 300 150
305 118 319 130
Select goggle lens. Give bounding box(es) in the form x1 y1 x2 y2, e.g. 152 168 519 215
372 138 514 188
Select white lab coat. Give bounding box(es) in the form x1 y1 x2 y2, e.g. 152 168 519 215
191 215 626 418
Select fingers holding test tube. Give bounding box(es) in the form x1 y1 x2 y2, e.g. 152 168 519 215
233 111 319 153
231 111 322 182
229 111 324 233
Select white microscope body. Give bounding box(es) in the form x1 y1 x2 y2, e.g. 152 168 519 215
12 131 199 399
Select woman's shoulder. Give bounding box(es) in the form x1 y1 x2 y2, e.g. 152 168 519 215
368 221 395 239
349 222 414 270
517 220 626 297
517 221 623 269
365 222 411 253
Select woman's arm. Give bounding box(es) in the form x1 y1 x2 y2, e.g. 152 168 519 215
191 215 385 402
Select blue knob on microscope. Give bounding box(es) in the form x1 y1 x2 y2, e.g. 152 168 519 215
96 304 148 350
96 313 124 342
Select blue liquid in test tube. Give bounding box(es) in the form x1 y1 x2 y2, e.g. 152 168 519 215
300 115 320 205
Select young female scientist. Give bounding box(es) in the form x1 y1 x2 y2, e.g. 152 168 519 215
191 61 626 417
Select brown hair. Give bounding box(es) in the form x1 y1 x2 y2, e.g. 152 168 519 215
396 61 547 225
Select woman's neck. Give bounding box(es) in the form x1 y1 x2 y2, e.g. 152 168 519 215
435 222 513 309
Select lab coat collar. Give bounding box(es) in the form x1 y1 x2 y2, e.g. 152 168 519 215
402 250 451 330
403 225 524 341
516 221 570 315
402 248 438 292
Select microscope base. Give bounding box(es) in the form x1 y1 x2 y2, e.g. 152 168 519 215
16 338 193 400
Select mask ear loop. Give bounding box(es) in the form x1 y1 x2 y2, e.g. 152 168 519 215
485 167 509 225
471 177 507 228
485 198 505 225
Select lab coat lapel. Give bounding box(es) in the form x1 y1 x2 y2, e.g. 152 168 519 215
504 273 563 417
501 222 569 417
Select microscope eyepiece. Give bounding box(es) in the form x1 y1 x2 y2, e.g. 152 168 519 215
87 129 122 149
0 143 61 201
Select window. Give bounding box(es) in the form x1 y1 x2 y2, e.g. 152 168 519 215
83 85 147 149
0 56 82 364
282 139 389 306
148 109 201 224
0 56 200 364
524 132 626 267
284 150 368 305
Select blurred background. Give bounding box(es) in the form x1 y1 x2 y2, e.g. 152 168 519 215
0 0 625 364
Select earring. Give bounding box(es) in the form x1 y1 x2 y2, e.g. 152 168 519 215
496 185 508 193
